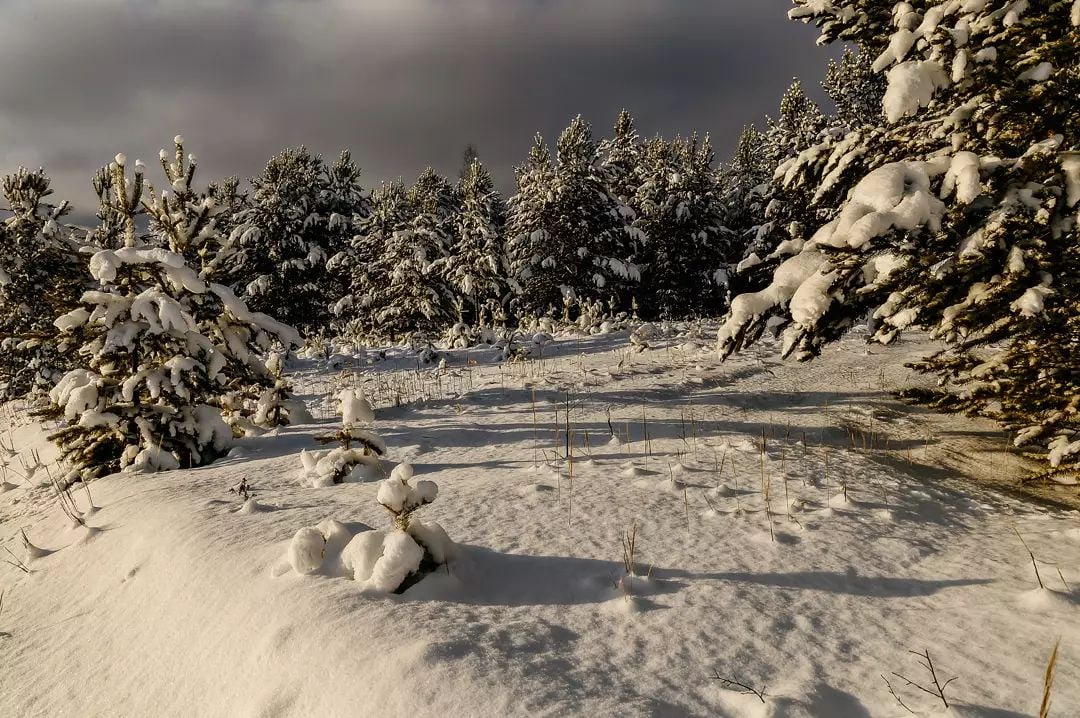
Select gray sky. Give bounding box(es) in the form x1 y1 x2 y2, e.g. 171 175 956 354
0 0 831 212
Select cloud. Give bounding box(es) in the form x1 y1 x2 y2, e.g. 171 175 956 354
0 0 831 211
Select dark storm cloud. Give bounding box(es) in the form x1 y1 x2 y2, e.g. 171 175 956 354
0 0 830 210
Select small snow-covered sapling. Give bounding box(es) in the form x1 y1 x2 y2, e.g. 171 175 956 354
315 388 381 453
376 463 438 531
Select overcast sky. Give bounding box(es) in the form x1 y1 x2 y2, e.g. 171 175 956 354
0 0 831 211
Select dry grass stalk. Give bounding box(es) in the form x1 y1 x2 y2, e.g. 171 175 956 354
1013 526 1044 589
1040 639 1060 718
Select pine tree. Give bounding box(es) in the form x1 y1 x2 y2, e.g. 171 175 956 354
0 169 89 399
228 147 367 335
506 134 557 315
633 135 729 318
391 168 457 335
46 144 301 481
320 151 373 328
763 79 827 170
722 1 1080 471
508 117 640 316
599 109 642 206
720 125 771 247
460 144 480 181
331 180 414 339
339 170 454 341
823 47 886 132
445 159 508 326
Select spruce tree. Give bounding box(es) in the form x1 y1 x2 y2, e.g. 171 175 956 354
722 0 1080 472
47 144 301 481
508 118 640 316
506 134 558 315
634 135 729 318
445 160 509 326
0 169 88 399
228 147 367 335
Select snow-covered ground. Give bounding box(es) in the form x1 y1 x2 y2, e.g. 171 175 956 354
1 326 1078 717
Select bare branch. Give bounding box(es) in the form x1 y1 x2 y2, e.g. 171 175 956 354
711 670 767 703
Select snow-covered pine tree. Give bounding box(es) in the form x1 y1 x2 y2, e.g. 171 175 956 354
599 109 643 208
330 179 414 339
409 166 458 322
445 159 509 327
633 135 729 318
557 116 641 314
506 134 557 316
0 169 89 399
337 169 453 342
202 176 248 279
822 47 887 133
763 79 827 171
320 151 373 330
720 0 1080 471
47 146 301 481
361 168 458 339
508 117 640 316
143 136 235 276
720 125 772 247
228 147 367 336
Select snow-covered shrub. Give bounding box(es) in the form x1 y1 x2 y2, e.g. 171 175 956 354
45 147 301 481
301 388 385 486
299 445 384 487
251 355 312 429
286 518 354 575
340 462 457 594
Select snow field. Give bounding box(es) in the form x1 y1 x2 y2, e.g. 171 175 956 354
0 327 1078 716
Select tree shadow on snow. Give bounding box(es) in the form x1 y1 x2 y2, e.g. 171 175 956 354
401 546 685 609
697 570 992 598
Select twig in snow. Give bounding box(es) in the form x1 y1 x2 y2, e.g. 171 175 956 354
880 675 915 714
890 649 957 710
711 670 767 703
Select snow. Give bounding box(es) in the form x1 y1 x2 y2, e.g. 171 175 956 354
736 252 762 273
343 529 424 593
339 387 374 426
1063 153 1080 208
288 526 326 575
3 328 1079 716
1018 62 1053 82
812 162 947 250
1010 284 1053 317
883 61 949 123
299 446 382 487
942 151 982 204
